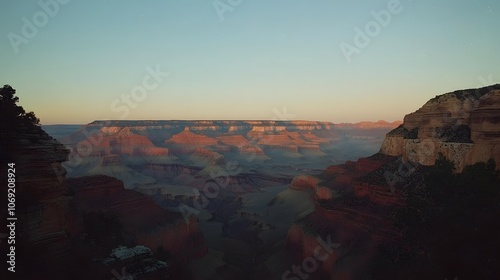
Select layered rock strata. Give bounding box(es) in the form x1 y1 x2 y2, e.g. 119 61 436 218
380 84 500 171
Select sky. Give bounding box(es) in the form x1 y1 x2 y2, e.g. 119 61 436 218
1 0 499 124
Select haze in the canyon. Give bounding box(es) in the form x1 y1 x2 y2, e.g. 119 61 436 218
1 1 500 280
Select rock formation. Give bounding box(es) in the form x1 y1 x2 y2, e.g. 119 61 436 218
0 123 71 278
56 120 400 183
66 175 207 262
380 84 500 171
285 84 500 278
78 126 171 157
166 127 219 146
285 154 404 279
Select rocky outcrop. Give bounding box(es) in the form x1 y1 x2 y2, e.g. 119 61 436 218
290 175 332 199
67 126 172 158
0 122 74 278
285 153 403 278
238 144 267 156
290 175 320 191
190 147 225 165
99 246 168 279
380 84 500 171
217 134 249 147
66 175 207 262
285 84 500 278
166 127 219 146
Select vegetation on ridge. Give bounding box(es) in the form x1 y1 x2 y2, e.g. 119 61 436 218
0 84 39 128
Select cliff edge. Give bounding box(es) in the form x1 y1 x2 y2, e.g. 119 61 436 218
380 84 500 171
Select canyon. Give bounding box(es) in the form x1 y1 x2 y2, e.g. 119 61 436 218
7 84 499 279
55 120 400 184
39 119 399 279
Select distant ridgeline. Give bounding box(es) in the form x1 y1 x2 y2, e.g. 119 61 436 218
59 119 401 148
56 119 401 180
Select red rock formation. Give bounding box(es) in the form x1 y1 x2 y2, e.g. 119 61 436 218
166 127 218 146
290 175 321 191
74 127 171 157
299 132 331 143
238 144 267 156
59 120 398 173
191 147 225 164
286 154 402 278
217 135 249 146
290 175 332 199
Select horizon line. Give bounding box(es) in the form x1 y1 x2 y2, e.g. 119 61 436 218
41 119 403 126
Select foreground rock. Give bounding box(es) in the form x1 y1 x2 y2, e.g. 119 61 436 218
1 121 206 279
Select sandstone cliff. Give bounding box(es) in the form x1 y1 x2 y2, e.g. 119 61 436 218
380 84 500 171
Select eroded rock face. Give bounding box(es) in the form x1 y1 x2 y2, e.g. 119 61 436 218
285 154 402 279
63 120 342 160
80 127 171 157
290 175 332 199
0 124 71 278
166 127 219 146
380 85 500 171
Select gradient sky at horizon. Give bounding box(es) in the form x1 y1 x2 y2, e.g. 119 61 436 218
1 0 499 124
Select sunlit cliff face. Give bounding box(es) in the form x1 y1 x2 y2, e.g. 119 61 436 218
380 85 500 171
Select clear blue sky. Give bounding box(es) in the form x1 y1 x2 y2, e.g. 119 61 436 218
1 0 499 124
